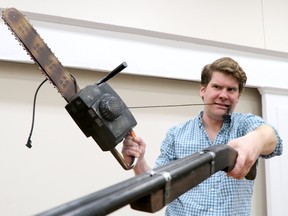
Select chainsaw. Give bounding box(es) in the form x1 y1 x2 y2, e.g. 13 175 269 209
2 7 137 170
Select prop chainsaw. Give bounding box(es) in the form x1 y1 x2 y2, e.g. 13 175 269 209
2 7 137 170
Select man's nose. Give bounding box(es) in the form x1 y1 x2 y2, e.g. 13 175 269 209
219 90 228 100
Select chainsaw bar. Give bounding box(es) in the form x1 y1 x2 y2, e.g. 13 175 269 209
2 8 79 102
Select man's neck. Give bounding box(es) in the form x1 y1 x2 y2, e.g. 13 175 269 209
202 114 223 132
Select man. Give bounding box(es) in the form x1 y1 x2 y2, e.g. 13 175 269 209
122 57 283 215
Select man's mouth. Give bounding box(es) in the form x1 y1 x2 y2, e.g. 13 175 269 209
214 102 230 108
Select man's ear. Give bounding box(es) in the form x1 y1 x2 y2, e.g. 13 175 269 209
235 93 241 104
199 85 205 99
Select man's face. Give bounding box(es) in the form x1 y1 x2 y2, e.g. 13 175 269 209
199 71 240 121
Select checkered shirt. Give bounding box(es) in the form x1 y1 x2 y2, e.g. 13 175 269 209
155 111 283 216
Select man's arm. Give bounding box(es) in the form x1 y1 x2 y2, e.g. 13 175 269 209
227 125 278 179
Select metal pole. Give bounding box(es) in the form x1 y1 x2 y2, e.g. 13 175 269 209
36 145 255 216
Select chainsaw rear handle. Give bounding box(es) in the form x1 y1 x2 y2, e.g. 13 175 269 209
110 130 138 170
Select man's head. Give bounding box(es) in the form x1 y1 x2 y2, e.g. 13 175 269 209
201 57 247 94
199 57 247 122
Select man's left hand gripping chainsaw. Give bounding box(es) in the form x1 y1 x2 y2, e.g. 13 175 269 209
2 7 137 170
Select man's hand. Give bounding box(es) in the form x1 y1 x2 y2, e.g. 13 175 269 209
227 125 277 179
122 136 145 160
122 136 150 175
227 136 260 179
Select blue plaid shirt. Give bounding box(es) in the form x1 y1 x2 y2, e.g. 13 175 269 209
155 111 283 216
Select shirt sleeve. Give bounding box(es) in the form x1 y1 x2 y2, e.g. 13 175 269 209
239 113 283 158
155 126 178 168
260 123 283 158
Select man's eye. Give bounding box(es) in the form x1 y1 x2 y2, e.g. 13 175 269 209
228 88 237 92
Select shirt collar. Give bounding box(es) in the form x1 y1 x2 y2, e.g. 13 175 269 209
197 110 232 128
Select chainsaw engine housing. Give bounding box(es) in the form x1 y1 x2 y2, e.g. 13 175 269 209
65 82 137 151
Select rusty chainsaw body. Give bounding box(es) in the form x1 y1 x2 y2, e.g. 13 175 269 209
2 7 137 170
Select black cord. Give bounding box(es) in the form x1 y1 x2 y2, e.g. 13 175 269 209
69 73 78 94
26 78 48 148
25 72 77 148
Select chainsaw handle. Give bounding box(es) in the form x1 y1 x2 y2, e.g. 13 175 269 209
110 130 138 170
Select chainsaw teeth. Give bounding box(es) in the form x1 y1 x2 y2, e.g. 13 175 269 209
2 8 79 102
3 20 59 92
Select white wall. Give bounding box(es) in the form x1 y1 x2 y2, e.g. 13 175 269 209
0 1 288 215
1 0 288 52
259 88 288 216
1 8 288 90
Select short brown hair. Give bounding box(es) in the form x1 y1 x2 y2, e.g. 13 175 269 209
201 57 247 93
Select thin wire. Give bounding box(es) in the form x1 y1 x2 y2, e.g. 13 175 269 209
69 73 78 94
128 103 213 109
26 78 48 148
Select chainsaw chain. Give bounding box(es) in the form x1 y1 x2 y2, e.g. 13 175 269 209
2 8 79 102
